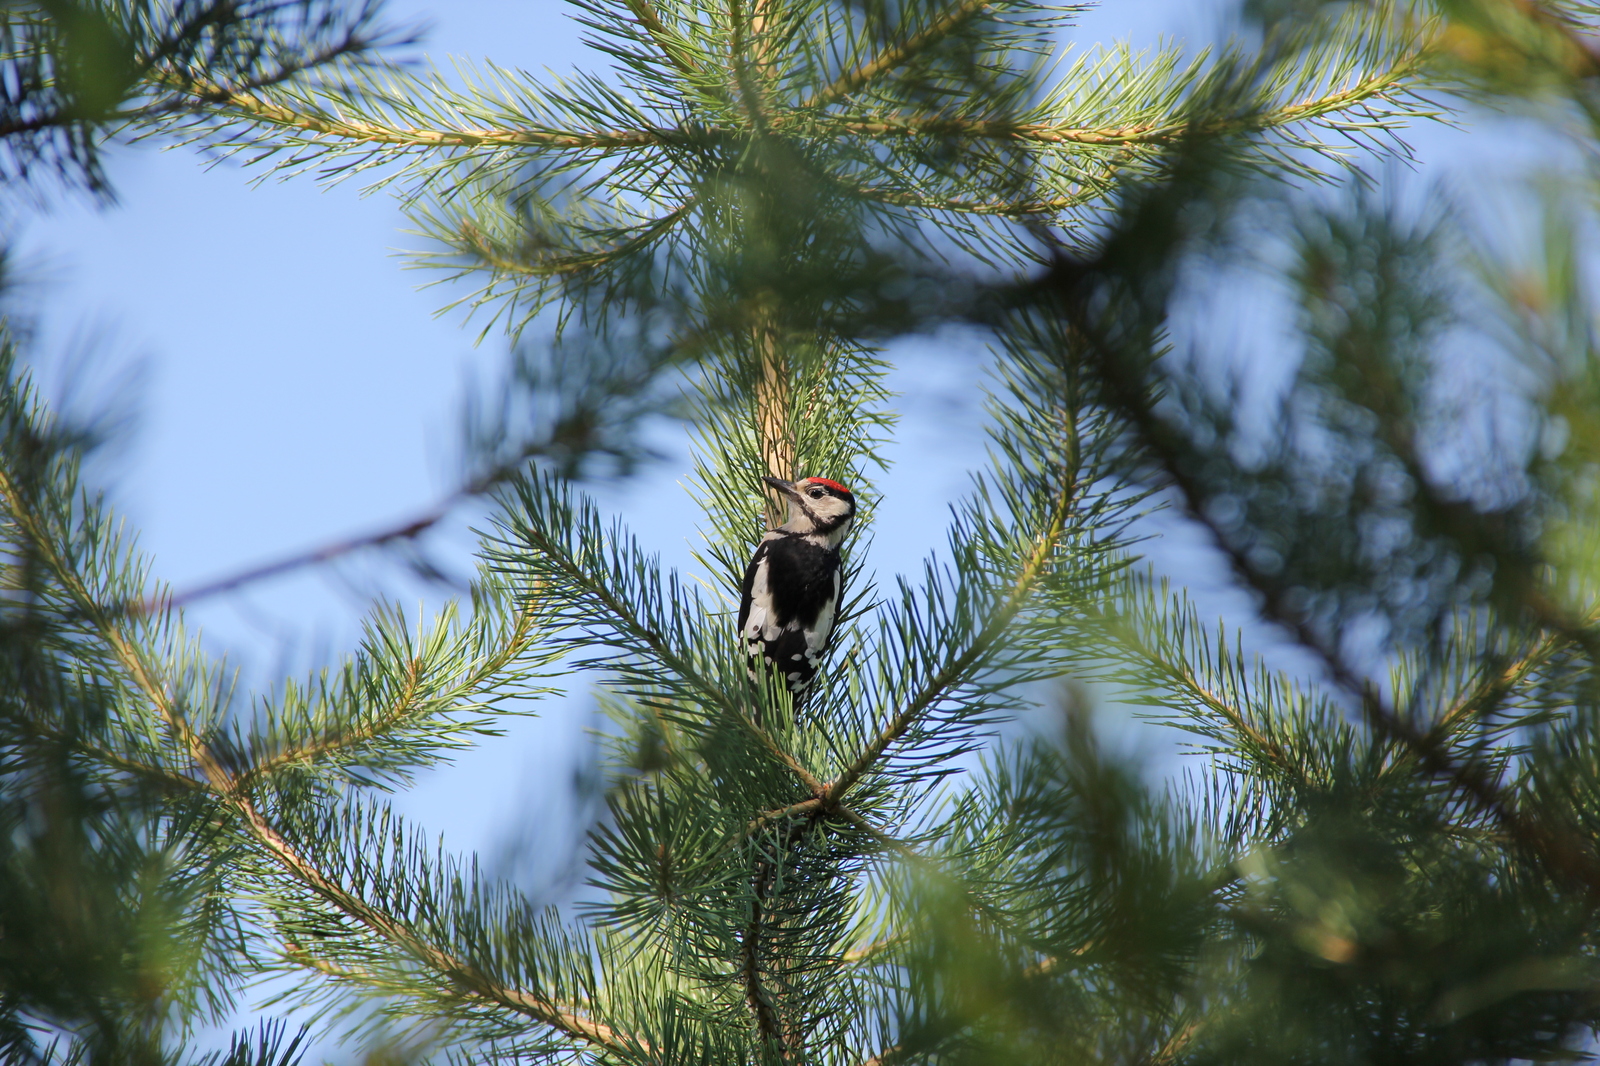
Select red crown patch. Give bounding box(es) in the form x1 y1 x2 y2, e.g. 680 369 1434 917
802 477 852 495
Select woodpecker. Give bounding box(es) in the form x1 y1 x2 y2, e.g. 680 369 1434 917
739 475 858 695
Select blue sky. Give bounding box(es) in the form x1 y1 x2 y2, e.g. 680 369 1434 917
10 0 1564 1051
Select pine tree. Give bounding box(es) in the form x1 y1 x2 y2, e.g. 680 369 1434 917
13 0 1600 1063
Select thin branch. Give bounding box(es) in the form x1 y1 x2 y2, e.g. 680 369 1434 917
741 787 809 1063
1422 627 1569 747
131 495 459 617
3 9 386 140
729 0 773 136
178 75 672 149
126 412 606 617
745 797 824 836
16 715 210 797
740 872 790 1060
233 595 541 791
236 796 649 1056
802 0 991 111
1167 661 1307 784
1110 612 1309 784
455 199 696 278
622 0 725 94
823 503 1071 806
180 53 1423 178
823 61 1423 145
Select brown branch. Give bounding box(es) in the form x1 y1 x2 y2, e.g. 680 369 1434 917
746 797 824 835
754 315 795 530
730 0 774 136
740 872 790 1060
131 496 457 617
802 0 991 111
740 799 814 1063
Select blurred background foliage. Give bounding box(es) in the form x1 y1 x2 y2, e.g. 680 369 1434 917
11 0 1600 1064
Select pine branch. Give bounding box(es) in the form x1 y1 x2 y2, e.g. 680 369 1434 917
174 74 671 148
741 858 791 1059
729 0 774 135
820 58 1425 145
746 797 824 835
800 0 991 111
621 0 725 91
497 477 827 795
241 804 644 1054
1421 626 1572 748
13 715 211 797
1100 596 1309 786
182 60 1422 156
824 493 1072 806
0 459 648 1059
233 602 542 792
455 199 696 279
1044 228 1600 899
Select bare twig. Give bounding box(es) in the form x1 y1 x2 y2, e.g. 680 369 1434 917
132 494 461 617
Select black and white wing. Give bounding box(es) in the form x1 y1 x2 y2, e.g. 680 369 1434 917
738 533 840 693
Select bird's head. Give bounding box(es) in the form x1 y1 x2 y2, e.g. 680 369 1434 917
764 476 857 543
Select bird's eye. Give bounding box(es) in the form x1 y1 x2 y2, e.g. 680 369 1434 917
809 489 824 498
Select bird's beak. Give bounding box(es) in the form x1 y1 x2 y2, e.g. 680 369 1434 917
762 476 802 501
